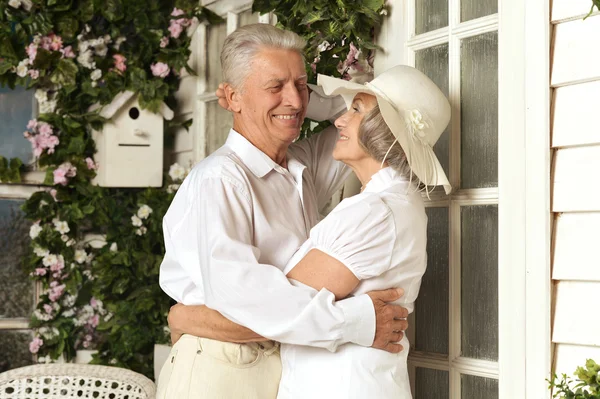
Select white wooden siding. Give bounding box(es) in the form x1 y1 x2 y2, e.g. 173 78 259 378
550 1 600 386
552 81 600 147
551 0 597 22
552 146 600 212
551 15 600 87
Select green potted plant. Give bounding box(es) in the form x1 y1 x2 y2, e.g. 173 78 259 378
549 359 600 399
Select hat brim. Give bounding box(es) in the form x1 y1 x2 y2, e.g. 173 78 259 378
317 74 451 194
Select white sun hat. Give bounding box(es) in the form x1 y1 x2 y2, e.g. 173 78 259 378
318 65 452 194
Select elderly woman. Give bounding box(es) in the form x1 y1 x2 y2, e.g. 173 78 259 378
167 65 451 399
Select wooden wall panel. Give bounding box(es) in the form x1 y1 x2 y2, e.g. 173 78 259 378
554 343 600 378
553 212 600 281
552 16 600 86
552 82 600 147
552 0 595 22
552 281 600 346
552 146 600 212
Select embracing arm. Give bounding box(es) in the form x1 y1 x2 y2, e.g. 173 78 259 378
168 304 268 345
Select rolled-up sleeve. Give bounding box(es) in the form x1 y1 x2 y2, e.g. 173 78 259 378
167 175 375 351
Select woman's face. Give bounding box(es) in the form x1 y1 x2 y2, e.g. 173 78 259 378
332 93 378 163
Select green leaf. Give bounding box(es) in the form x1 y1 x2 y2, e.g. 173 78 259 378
103 0 124 22
66 136 85 154
300 9 326 25
82 205 95 214
50 59 78 88
361 0 385 11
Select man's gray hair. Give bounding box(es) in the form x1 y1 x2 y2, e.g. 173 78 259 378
220 23 306 89
359 105 417 182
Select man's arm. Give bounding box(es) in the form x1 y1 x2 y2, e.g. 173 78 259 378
165 173 406 352
168 304 268 344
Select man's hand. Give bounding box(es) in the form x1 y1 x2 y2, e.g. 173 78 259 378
216 83 230 111
367 288 409 354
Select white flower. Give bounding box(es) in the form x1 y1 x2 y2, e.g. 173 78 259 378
8 0 21 8
104 313 113 322
109 242 118 252
317 40 331 53
82 270 94 280
109 358 118 365
167 184 180 194
94 43 108 57
135 226 147 236
409 110 427 132
39 98 58 114
113 36 126 50
77 50 95 69
131 215 143 227
16 60 29 77
35 89 48 103
33 246 49 257
74 249 87 264
53 219 70 234
61 235 69 242
37 355 51 364
42 254 58 267
380 9 388 15
168 163 186 181
62 294 76 307
62 309 75 317
86 253 94 263
29 223 43 239
66 239 76 247
90 69 102 81
39 200 48 208
137 205 153 219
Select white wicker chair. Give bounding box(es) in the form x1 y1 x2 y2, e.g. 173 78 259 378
0 364 155 399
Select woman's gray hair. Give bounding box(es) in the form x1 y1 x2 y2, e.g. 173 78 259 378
220 23 306 90
359 105 418 182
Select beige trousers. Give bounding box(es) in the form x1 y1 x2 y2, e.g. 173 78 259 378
156 335 282 399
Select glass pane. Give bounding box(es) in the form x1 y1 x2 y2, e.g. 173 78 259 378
461 0 498 22
415 368 449 399
415 44 450 177
415 207 449 354
0 85 34 163
0 330 35 372
206 101 233 154
461 374 499 399
206 22 228 92
0 199 34 319
416 0 448 35
460 32 498 189
239 9 260 26
461 205 498 361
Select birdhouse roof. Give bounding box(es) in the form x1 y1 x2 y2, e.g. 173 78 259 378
93 91 174 121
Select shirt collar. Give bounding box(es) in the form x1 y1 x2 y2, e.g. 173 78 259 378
225 129 279 178
362 167 409 193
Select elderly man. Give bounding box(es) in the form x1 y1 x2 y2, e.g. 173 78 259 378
157 23 408 399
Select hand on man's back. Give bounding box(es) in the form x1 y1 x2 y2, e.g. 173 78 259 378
368 288 409 354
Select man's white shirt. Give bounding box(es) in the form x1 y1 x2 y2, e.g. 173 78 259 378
159 123 377 350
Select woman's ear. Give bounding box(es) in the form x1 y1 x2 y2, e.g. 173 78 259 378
223 83 242 113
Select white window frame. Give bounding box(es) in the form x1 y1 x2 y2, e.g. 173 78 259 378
376 0 552 397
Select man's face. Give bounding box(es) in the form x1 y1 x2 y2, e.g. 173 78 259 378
236 47 309 146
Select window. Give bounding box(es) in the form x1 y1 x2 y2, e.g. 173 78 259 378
0 85 39 371
403 1 500 397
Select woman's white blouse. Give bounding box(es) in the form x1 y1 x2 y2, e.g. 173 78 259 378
279 167 427 399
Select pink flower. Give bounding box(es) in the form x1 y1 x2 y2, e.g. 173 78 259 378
49 34 63 51
26 43 37 64
27 119 38 130
49 189 58 201
39 36 52 51
85 157 98 170
53 162 77 186
171 8 184 16
151 62 170 78
38 122 53 136
113 54 127 73
44 304 53 314
50 256 64 272
82 340 90 348
34 268 47 276
89 314 100 328
28 69 39 79
168 20 184 39
90 297 98 308
29 337 43 354
48 283 65 302
160 37 169 48
61 46 76 59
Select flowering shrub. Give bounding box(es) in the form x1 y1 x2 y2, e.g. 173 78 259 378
549 359 600 398
0 0 220 378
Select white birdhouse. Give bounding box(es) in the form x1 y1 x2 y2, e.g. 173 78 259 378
91 91 174 187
